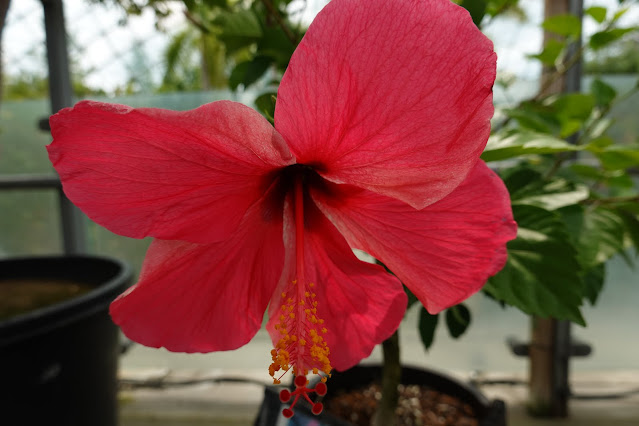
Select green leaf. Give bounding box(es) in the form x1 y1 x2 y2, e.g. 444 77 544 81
552 93 595 121
482 131 581 162
515 185 590 210
214 10 262 37
569 164 605 180
418 307 439 351
591 79 617 107
594 145 639 170
529 39 565 65
501 166 544 196
585 6 607 23
614 202 639 215
549 93 595 137
589 27 637 50
203 0 228 8
502 100 560 134
445 304 471 339
486 0 525 19
569 164 634 189
586 136 614 149
258 26 298 68
213 9 262 52
228 56 271 90
484 205 585 324
613 7 629 22
542 14 581 38
404 285 420 310
254 92 277 122
559 205 627 269
608 174 636 190
583 263 606 305
502 167 589 210
460 0 487 27
619 211 639 254
559 120 583 138
501 109 553 133
584 208 627 265
560 205 628 304
588 118 614 140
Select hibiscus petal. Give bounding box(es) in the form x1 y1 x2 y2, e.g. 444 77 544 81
275 0 496 209
48 100 294 243
267 197 407 371
313 161 517 314
109 193 285 352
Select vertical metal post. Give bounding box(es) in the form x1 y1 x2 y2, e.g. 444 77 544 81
529 0 583 417
42 0 86 254
565 0 584 94
0 0 12 103
554 0 584 416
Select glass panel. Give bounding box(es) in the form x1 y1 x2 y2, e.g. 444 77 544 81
0 190 62 256
0 99 53 175
86 223 151 276
583 75 638 145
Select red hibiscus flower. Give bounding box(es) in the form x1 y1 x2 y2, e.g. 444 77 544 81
47 0 516 415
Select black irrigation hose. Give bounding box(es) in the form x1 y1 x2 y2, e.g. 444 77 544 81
118 376 275 390
570 388 639 401
121 374 639 402
471 378 527 386
472 378 639 401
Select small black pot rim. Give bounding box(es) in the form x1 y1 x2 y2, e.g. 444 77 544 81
0 255 132 347
284 363 504 425
376 362 490 406
313 363 491 411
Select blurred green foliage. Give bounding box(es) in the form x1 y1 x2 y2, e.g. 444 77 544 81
89 0 306 114
410 0 639 346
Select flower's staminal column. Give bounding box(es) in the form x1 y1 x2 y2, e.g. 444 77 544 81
269 175 332 417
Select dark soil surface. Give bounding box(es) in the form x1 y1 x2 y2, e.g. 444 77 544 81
0 278 93 321
324 382 479 426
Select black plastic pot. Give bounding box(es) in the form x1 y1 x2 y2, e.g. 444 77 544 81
254 364 507 426
0 256 132 426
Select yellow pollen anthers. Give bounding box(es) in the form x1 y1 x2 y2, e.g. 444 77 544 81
269 281 332 385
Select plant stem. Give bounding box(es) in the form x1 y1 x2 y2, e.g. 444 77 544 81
372 330 401 426
544 152 570 180
183 10 210 34
260 0 298 45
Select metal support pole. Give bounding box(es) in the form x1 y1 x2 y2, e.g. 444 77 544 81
553 0 584 416
42 0 86 254
565 0 584 94
528 0 584 417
